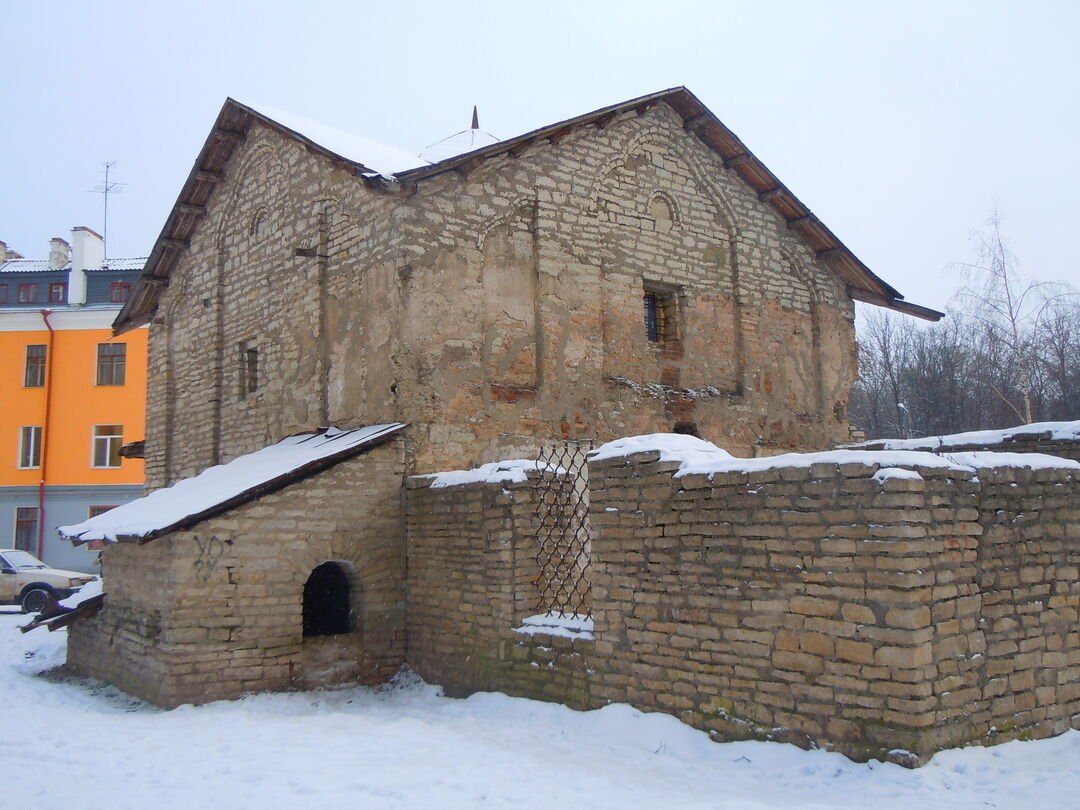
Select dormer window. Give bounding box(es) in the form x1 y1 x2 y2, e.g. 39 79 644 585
110 282 132 303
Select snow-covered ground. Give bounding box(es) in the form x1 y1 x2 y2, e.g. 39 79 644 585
3 609 1078 809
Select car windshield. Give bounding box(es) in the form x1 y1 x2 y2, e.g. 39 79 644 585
1 550 47 569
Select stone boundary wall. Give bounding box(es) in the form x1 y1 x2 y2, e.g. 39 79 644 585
68 441 406 708
405 452 1080 763
404 471 592 708
928 464 1080 748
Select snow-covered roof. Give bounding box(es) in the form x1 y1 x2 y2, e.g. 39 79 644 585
59 423 406 544
844 420 1080 452
419 127 501 165
590 433 1080 479
243 102 431 178
0 258 69 273
92 258 146 272
0 257 144 274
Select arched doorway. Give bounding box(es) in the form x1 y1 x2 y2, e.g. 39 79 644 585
302 561 351 637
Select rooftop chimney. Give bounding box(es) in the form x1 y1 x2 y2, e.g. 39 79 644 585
69 226 104 305
48 237 71 271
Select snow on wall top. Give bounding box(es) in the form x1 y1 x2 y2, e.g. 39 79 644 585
590 433 1080 479
58 424 405 544
844 420 1080 452
421 459 565 488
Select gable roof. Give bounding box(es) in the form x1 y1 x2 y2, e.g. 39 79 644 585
113 87 942 334
58 423 406 544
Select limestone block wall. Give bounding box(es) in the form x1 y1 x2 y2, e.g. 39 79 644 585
922 463 1080 749
405 450 1080 763
148 100 861 496
68 441 406 708
404 470 592 708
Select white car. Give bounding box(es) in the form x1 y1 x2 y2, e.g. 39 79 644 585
0 549 97 613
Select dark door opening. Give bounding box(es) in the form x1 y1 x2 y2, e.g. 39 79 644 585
302 562 351 637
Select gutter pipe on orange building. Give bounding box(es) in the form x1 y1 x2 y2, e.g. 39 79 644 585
38 309 56 560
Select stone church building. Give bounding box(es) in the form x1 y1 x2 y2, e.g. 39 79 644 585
55 88 1080 763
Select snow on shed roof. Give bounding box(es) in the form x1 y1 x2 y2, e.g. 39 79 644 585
843 420 1080 452
59 423 406 544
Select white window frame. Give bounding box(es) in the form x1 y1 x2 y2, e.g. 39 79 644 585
91 424 124 469
17 426 42 469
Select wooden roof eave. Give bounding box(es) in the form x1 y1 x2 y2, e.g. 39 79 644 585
112 98 379 336
849 287 944 321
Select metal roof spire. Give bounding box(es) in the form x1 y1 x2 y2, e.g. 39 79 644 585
471 106 479 130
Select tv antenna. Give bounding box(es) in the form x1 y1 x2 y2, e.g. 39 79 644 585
88 161 126 259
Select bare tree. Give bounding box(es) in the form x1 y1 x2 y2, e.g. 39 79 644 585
952 210 1078 424
849 211 1080 439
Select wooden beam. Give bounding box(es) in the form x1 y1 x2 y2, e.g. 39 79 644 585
177 203 206 216
683 113 709 132
635 101 656 116
162 238 189 250
815 247 843 260
456 156 485 177
194 170 223 183
786 215 817 229
758 188 784 202
509 138 535 158
723 153 751 169
213 129 246 143
594 111 618 129
547 127 573 144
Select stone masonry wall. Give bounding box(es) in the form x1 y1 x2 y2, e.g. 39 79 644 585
404 470 592 708
922 463 1080 750
405 451 1080 763
148 100 859 493
68 441 406 707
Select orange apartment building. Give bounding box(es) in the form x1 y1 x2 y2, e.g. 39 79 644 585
0 227 146 572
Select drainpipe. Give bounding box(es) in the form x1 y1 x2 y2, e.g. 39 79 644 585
38 309 56 561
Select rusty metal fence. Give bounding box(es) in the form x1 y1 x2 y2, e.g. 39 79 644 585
534 439 594 618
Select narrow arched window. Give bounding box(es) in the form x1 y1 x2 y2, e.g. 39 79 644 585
302 562 351 637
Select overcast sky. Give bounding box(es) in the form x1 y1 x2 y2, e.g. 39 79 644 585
3 0 1077 315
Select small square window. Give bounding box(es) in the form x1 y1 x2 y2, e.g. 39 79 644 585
18 426 42 469
643 285 678 343
96 343 126 386
48 282 67 303
17 284 38 304
24 344 46 387
92 425 123 468
239 342 259 397
110 282 132 303
0 285 8 304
